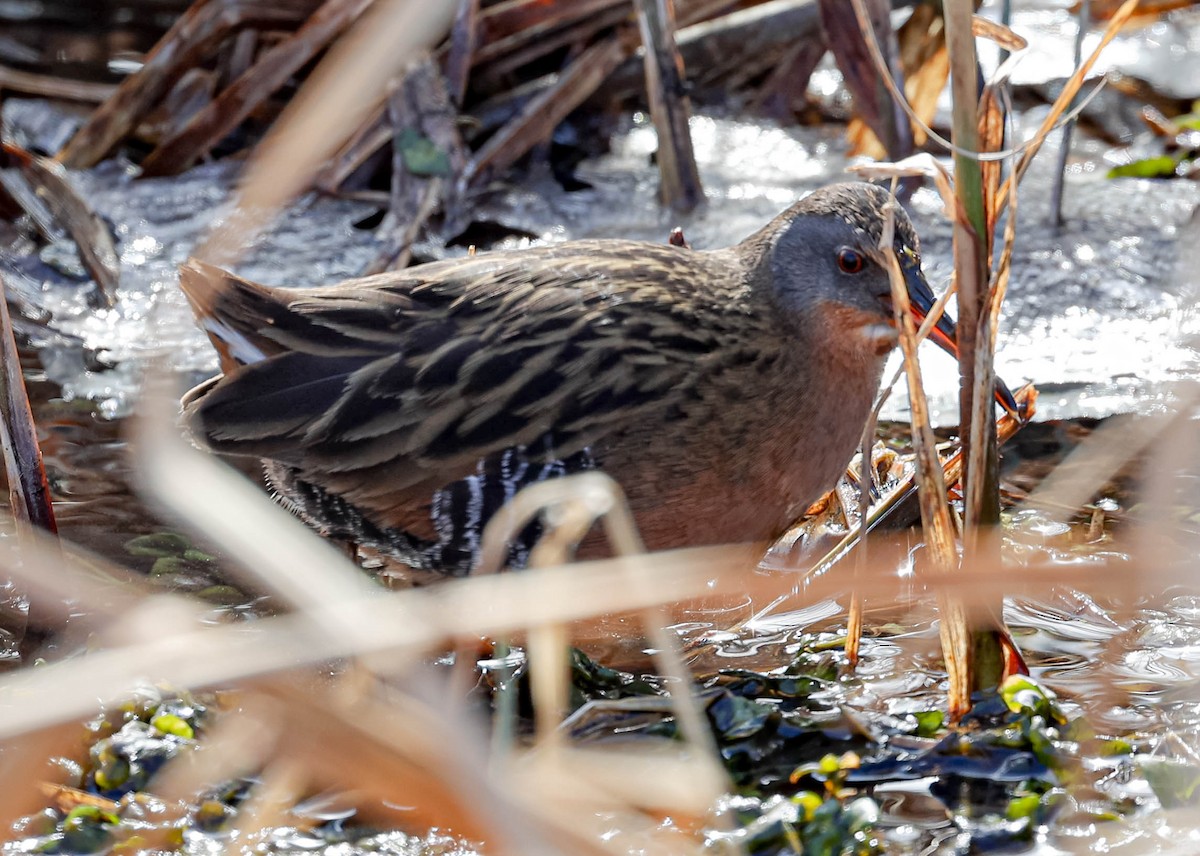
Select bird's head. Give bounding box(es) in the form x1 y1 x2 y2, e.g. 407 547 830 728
757 181 1019 415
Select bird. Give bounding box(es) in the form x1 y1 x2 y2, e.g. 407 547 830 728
179 181 1018 576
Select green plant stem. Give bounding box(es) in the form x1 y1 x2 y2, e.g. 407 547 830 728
942 0 1004 692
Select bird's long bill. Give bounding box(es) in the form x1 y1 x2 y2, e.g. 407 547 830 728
901 256 1022 417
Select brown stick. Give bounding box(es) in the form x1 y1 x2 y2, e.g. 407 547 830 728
3 142 119 309
844 429 873 666
141 0 374 176
57 0 318 167
635 0 704 211
0 65 116 103
0 273 57 536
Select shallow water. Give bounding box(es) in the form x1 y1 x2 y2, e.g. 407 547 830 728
3 96 1197 426
1 9 1200 849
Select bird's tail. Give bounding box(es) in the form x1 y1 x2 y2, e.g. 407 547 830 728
179 259 290 374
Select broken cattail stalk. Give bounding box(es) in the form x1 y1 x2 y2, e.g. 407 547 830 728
635 0 704 210
525 499 597 752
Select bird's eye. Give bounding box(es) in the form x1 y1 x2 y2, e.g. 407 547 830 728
837 248 866 274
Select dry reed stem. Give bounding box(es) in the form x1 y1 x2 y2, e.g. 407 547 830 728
965 160 1022 551
0 528 753 740
15 468 1164 746
195 0 455 264
977 86 1005 254
878 202 955 565
848 0 1118 165
970 15 1027 53
943 2 997 615
995 0 1139 213
940 21 1010 631
844 412 879 665
878 186 969 714
0 503 1166 745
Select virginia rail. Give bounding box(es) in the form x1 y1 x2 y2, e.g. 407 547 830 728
180 182 1017 575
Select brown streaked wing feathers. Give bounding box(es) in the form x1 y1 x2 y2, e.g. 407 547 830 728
181 242 749 498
